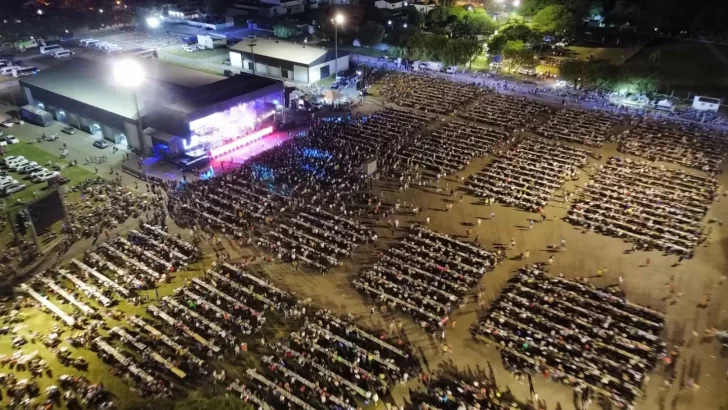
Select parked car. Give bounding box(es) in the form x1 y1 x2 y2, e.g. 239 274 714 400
2 155 23 166
93 140 109 149
1 120 13 127
61 126 76 135
2 183 27 195
8 159 31 171
20 164 43 175
183 45 199 52
32 171 60 182
0 180 19 190
17 162 39 173
2 135 19 144
29 168 49 179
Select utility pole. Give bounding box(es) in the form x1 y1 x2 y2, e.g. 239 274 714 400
248 40 257 75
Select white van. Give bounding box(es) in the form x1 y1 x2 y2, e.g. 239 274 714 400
39 44 63 54
0 66 22 76
79 39 99 47
52 50 73 59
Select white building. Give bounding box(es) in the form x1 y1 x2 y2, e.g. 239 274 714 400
374 0 407 9
692 96 721 112
228 38 349 83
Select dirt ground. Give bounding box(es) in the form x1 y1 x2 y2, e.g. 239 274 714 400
2 94 727 410
246 102 728 410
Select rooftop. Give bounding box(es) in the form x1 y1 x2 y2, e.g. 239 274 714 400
19 58 278 121
229 37 336 66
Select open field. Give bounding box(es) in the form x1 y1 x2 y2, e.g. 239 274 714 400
625 39 728 98
163 47 228 61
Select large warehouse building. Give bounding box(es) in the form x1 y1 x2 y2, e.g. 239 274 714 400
19 58 284 157
228 38 350 83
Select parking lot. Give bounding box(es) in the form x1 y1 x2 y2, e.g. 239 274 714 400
0 107 128 198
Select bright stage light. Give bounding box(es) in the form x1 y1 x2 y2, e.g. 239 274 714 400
146 16 161 28
113 59 145 88
209 126 274 158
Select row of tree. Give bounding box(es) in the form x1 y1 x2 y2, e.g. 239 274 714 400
520 0 728 33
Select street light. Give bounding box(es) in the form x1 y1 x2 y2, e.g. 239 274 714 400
332 13 345 79
113 59 145 152
146 16 161 29
36 9 43 15
99 8 104 13
403 23 408 28
387 20 392 25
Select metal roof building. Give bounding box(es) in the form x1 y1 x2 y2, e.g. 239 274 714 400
228 37 350 83
19 57 283 155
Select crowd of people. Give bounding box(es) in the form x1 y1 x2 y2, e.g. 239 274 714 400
229 308 420 410
567 156 716 255
536 108 624 147
354 226 502 331
467 138 591 212
395 120 509 178
408 372 523 410
460 93 549 130
617 120 728 172
379 73 489 114
474 266 666 409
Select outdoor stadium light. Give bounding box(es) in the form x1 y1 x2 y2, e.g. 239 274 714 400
333 14 345 79
146 16 161 28
37 9 43 15
113 59 146 152
388 20 392 25
403 23 408 28
99 8 104 13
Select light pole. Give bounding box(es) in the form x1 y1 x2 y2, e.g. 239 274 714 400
248 40 257 75
113 59 145 153
332 13 344 79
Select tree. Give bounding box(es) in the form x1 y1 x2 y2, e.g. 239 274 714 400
452 10 496 38
404 6 425 29
273 21 297 39
205 0 227 16
559 59 589 88
358 21 385 46
461 38 485 68
532 5 575 34
486 33 508 56
502 40 534 71
499 23 537 44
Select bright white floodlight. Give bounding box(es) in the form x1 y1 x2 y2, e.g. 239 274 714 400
113 59 145 88
334 14 345 25
146 16 161 28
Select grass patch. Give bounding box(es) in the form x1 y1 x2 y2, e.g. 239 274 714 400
164 47 228 61
1 144 94 209
567 46 631 64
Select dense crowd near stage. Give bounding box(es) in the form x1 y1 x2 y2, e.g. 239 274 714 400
1 71 727 410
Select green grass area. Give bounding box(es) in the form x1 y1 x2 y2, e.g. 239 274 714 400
1 144 94 208
567 46 631 64
463 53 490 72
164 47 229 61
337 45 388 58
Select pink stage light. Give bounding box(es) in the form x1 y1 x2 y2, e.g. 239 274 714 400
209 126 274 158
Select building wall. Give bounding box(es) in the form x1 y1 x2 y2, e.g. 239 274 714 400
308 55 349 82
23 85 144 152
293 65 309 83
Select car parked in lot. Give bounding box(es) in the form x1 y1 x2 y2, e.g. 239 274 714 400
32 171 59 182
29 168 50 179
2 135 19 144
17 162 39 173
1 183 27 195
9 159 32 172
93 140 109 149
1 120 14 127
62 126 76 135
2 155 23 166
